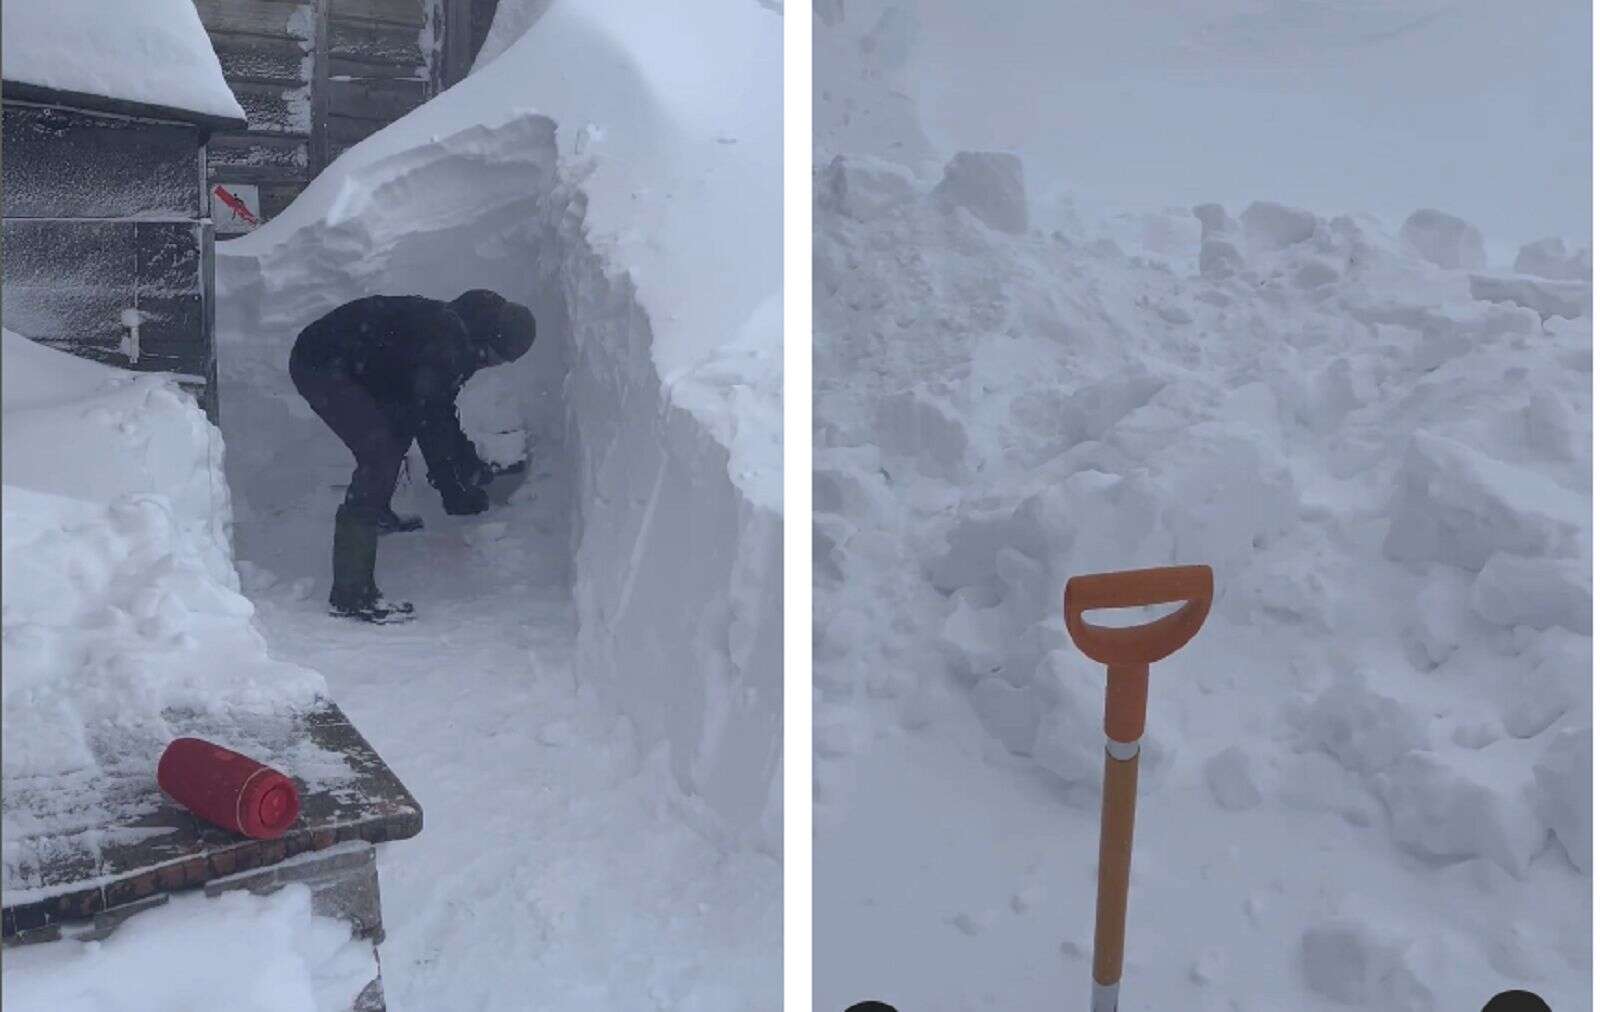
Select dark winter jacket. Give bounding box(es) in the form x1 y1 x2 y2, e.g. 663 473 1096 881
289 294 489 482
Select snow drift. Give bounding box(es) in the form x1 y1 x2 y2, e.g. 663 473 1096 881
217 0 781 848
0 328 327 901
813 8 1590 1007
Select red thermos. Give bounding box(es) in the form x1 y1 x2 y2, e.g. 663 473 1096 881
157 738 301 839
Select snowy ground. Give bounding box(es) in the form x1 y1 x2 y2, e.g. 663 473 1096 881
812 9 1591 1009
229 450 778 1010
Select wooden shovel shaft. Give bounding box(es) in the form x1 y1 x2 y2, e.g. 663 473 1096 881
1065 564 1214 1011
1092 744 1140 989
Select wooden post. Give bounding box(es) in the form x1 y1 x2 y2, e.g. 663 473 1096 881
311 0 332 174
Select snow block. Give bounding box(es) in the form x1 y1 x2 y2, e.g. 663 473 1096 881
820 154 920 222
1192 203 1235 239
1400 209 1487 270
1240 201 1317 251
972 676 1043 755
1468 273 1590 320
1532 726 1591 873
1290 673 1427 777
1514 237 1591 281
931 151 1028 235
1300 920 1435 1010
1469 553 1591 634
1383 430 1586 570
1501 632 1587 739
1374 745 1545 878
1198 238 1245 280
873 387 970 480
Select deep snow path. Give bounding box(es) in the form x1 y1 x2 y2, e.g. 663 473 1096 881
231 465 779 1010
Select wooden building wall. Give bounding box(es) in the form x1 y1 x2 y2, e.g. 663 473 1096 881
1 103 220 420
195 0 499 234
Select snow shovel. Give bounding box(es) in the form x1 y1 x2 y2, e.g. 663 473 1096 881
1063 564 1214 1012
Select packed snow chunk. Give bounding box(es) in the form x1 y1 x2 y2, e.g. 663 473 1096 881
1514 237 1591 281
1192 203 1236 239
1404 566 1472 667
1198 237 1246 280
1383 430 1586 570
972 676 1043 755
1203 746 1263 811
874 387 971 480
2 334 325 782
1469 553 1591 634
0 883 376 1012
1299 920 1434 1010
1062 368 1168 445
1374 744 1545 878
1532 726 1591 873
820 154 920 222
931 151 1029 235
1501 631 1588 739
1400 209 1488 271
1240 201 1317 251
1152 428 1297 574
0 0 246 124
1289 672 1427 777
1468 273 1590 320
1524 386 1583 461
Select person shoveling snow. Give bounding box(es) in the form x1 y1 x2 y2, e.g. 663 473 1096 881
290 289 536 623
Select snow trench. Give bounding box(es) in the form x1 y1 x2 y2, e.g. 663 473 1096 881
216 114 779 850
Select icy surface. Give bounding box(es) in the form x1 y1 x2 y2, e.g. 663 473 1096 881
1 884 377 1012
0 0 245 122
813 10 1591 1006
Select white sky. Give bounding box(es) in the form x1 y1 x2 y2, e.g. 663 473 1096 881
907 0 1591 254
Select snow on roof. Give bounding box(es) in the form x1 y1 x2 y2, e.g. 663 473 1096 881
1 0 246 126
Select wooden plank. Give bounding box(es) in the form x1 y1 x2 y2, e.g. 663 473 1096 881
255 182 307 221
443 0 472 88
210 33 311 86
326 77 427 122
328 56 428 83
230 81 313 135
207 133 310 175
1 701 423 941
328 18 427 70
2 104 203 219
325 113 386 151
330 0 428 29
194 0 312 41
310 0 333 174
0 219 209 381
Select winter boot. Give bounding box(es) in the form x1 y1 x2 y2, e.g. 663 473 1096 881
374 506 424 535
329 505 415 623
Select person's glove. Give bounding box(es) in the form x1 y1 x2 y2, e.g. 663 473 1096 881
457 454 496 489
438 481 489 516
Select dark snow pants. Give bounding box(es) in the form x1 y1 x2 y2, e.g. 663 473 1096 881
289 356 415 520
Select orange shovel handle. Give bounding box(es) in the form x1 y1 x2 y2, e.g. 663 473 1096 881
1063 565 1214 667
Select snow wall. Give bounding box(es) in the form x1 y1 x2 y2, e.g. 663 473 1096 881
217 0 781 851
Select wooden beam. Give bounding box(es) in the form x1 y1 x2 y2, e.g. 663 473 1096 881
193 0 313 41
329 0 428 30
